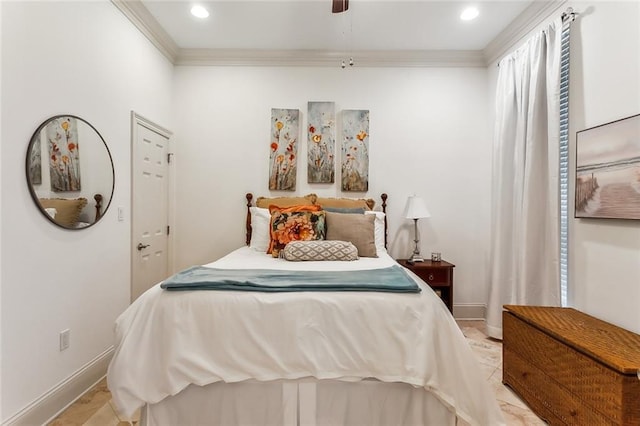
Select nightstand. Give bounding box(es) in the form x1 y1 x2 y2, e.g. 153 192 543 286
397 259 455 313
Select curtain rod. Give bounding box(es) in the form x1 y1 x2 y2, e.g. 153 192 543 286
562 7 577 23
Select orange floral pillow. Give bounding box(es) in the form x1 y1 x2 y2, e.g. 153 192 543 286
268 205 326 257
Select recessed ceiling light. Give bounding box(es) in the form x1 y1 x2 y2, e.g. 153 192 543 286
191 5 210 19
460 7 479 21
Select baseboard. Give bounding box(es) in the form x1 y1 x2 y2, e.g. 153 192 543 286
3 346 114 426
452 304 486 320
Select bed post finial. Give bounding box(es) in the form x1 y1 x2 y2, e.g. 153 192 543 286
381 193 388 249
94 193 103 222
246 193 254 246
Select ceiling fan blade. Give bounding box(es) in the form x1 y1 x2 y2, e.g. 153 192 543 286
332 0 349 13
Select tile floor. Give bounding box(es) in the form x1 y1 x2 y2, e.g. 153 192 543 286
456 321 546 425
49 320 546 425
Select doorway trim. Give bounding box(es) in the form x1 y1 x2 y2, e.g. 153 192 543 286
130 111 174 301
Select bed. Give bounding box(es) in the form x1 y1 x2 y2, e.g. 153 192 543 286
107 193 504 425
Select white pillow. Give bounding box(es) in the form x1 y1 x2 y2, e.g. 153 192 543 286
365 211 387 254
44 207 57 218
249 207 271 252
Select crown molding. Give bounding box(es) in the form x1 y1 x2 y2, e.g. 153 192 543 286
175 49 487 67
111 0 487 67
111 0 555 69
111 0 179 63
482 0 569 65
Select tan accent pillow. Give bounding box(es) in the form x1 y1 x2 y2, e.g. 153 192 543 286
256 194 316 209
325 211 377 257
316 197 375 210
39 197 88 227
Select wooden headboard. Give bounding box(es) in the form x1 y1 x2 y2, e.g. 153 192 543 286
245 193 388 248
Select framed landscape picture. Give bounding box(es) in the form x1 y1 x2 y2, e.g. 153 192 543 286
575 113 640 220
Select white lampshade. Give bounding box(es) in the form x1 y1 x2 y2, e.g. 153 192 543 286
403 195 431 219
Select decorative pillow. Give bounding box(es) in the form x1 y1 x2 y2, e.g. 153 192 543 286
283 240 358 261
325 211 377 257
249 207 271 252
315 197 374 210
268 205 326 257
321 206 366 214
256 194 316 209
38 197 88 228
365 211 387 254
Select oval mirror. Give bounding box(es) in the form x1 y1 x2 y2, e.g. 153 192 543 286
26 115 114 230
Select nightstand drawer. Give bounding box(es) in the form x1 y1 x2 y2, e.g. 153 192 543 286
415 268 449 284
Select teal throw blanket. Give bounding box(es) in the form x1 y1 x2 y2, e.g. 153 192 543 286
160 265 420 293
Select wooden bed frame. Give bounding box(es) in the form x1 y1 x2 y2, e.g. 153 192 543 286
245 193 388 248
109 192 505 425
94 193 103 222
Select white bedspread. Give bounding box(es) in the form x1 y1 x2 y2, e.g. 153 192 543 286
107 247 504 425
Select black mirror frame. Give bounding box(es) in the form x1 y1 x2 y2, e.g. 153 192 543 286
25 114 115 230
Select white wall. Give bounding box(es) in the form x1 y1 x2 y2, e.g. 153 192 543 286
0 1 173 421
567 1 640 333
172 65 493 308
487 1 640 333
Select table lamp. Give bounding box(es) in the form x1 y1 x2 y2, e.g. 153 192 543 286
403 195 431 263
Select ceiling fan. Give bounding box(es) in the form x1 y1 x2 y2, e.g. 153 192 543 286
332 0 349 13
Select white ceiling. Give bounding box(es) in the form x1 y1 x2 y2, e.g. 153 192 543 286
141 0 534 51
115 0 564 65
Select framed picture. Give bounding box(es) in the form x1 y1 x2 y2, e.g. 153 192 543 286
28 133 42 185
575 113 640 220
307 101 335 184
269 108 299 191
341 109 369 192
46 116 81 192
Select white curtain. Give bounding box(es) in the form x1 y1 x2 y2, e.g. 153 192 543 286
486 18 563 339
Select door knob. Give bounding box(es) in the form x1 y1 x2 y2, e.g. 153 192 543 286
137 243 150 251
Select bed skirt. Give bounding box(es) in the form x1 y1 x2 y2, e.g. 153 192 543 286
142 379 461 426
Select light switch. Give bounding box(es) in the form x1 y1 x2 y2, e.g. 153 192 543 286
118 207 124 222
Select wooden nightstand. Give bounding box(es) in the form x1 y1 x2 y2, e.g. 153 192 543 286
397 259 455 313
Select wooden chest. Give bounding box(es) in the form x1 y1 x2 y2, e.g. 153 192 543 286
503 305 640 425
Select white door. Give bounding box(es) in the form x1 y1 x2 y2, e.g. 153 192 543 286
131 112 172 302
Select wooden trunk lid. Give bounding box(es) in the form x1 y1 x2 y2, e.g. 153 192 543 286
504 305 640 375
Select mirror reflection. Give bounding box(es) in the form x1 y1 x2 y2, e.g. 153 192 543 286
26 115 114 229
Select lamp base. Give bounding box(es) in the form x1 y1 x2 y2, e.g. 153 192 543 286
409 253 424 263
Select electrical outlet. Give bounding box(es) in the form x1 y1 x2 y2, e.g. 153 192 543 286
60 329 70 351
